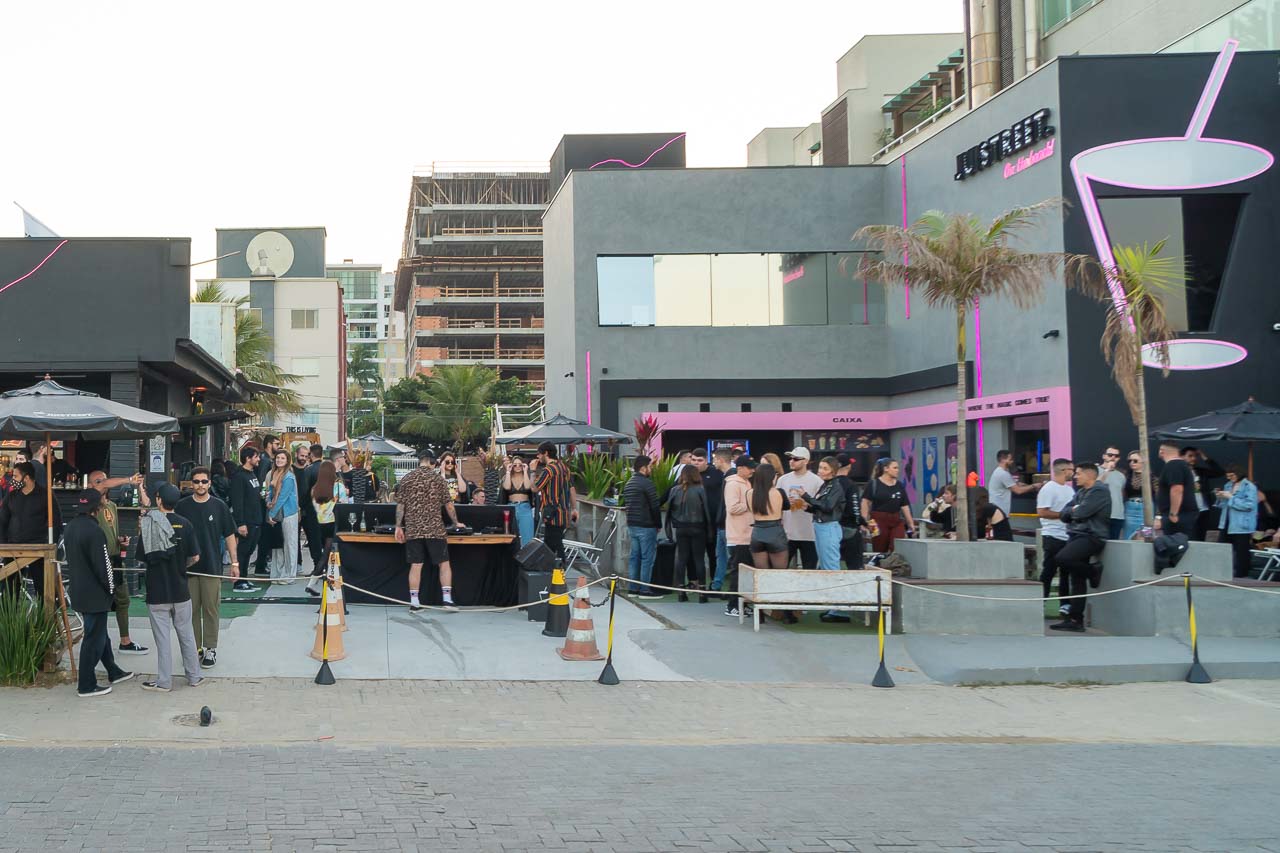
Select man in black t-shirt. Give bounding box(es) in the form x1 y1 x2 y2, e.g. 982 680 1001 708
177 467 239 669
1156 441 1199 538
135 484 202 692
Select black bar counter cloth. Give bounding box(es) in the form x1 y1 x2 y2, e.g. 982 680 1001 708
336 538 519 607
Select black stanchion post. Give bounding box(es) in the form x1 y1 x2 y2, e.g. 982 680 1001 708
315 578 336 686
871 574 895 688
598 578 620 686
1183 573 1211 684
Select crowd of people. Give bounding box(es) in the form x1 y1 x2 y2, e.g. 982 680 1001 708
620 440 1278 627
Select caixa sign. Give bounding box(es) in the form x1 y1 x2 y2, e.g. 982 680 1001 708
954 109 1055 181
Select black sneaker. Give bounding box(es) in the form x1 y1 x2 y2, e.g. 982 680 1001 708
1049 619 1086 633
637 593 665 600
819 613 851 623
409 602 423 612
109 671 134 684
232 580 257 593
118 641 148 655
201 649 217 669
77 684 112 698
782 612 799 625
677 591 689 602
141 681 171 693
724 605 740 617
1088 565 1103 589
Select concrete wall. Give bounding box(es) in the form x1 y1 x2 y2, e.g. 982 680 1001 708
895 580 1044 635
1041 0 1250 56
273 280 343 444
544 166 889 422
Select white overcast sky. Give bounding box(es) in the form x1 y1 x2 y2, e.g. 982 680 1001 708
1 0 962 275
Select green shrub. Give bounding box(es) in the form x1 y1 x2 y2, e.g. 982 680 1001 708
0 593 61 686
572 453 617 501
370 456 396 489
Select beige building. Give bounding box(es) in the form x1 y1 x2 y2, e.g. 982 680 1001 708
750 0 1269 167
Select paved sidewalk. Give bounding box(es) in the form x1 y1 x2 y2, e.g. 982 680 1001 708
3 678 1279 748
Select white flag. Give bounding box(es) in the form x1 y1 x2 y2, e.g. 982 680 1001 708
14 202 60 238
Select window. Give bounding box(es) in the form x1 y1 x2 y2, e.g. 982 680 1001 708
699 403 710 413
1096 195 1241 332
246 308 263 324
781 403 792 412
740 403 752 412
657 403 669 412
596 252 879 327
1043 0 1099 32
292 358 320 376
291 309 318 329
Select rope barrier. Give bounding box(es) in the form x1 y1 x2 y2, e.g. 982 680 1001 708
1188 575 1280 596
886 573 1185 602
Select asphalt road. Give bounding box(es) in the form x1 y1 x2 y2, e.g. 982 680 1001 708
3 742 1277 852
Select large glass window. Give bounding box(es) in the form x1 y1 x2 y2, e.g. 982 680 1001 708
1097 194 1241 333
597 252 881 327
1163 0 1280 53
1043 0 1099 32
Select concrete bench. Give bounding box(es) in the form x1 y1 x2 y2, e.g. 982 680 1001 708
736 566 892 633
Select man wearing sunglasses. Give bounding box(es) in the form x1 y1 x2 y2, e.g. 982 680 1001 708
176 467 239 669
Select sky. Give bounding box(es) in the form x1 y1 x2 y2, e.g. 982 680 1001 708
1 0 963 276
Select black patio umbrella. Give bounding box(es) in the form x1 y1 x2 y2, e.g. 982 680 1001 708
495 413 632 446
1149 398 1280 480
328 433 416 456
0 378 179 544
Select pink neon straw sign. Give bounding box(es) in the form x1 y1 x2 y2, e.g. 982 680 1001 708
1069 39 1272 371
589 134 687 170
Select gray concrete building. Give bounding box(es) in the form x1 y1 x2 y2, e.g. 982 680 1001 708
545 46 1280 502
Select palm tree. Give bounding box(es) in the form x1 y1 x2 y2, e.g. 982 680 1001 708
399 365 497 452
347 344 382 394
856 202 1092 541
1078 241 1182 527
192 282 304 418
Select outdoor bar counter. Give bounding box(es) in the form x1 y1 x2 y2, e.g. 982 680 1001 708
333 504 520 607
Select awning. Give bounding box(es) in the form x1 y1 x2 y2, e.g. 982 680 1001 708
178 409 251 428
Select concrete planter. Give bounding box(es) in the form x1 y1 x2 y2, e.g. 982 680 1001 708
573 497 625 577
894 538 1025 580
893 579 1044 636
1086 540 1280 638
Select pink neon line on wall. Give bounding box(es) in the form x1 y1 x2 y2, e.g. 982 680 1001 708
0 239 69 296
973 296 986 484
585 350 592 425
588 133 687 170
901 156 910 319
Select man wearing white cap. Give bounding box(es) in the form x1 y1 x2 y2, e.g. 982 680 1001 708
778 447 822 569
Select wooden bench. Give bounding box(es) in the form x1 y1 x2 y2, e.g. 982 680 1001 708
736 566 893 633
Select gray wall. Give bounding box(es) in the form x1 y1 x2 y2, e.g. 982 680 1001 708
881 62 1070 400
544 166 890 420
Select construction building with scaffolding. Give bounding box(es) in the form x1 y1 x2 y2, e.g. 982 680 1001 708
393 164 549 392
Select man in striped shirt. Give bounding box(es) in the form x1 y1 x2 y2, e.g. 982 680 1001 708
530 441 578 564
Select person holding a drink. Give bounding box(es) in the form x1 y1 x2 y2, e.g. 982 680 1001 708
860 458 916 552
777 447 822 569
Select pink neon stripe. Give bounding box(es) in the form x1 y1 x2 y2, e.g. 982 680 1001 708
0 239 68 296
1186 39 1237 139
585 350 592 425
900 156 910 318
588 134 686 170
973 296 985 484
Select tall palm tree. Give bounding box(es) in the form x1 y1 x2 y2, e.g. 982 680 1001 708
192 282 304 417
856 202 1092 541
1079 241 1182 526
399 365 497 452
347 343 382 394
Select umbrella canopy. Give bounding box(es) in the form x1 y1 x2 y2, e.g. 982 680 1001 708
1150 398 1280 480
1149 399 1280 443
329 433 416 456
496 413 632 446
0 379 178 440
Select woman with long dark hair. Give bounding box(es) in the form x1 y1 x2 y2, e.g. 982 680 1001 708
439 452 470 504
746 463 795 623
266 449 300 582
311 460 349 562
667 463 713 602
971 486 1013 541
1121 451 1157 540
860 458 915 552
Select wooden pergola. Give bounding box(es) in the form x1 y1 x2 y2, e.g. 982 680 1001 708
882 50 967 138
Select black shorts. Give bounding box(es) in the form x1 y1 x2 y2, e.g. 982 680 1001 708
406 537 449 566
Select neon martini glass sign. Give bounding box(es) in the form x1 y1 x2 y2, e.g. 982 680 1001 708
1069 39 1272 371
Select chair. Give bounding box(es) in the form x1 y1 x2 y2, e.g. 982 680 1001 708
562 509 621 578
1253 548 1280 582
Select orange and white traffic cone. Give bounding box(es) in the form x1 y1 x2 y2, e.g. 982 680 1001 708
558 576 604 661
310 579 346 664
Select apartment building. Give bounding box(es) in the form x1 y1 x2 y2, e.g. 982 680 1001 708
393 166 549 392
325 262 405 392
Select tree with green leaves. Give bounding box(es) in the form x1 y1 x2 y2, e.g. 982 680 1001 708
1078 241 1182 526
347 343 382 395
856 202 1092 540
192 282 304 418
398 365 498 453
